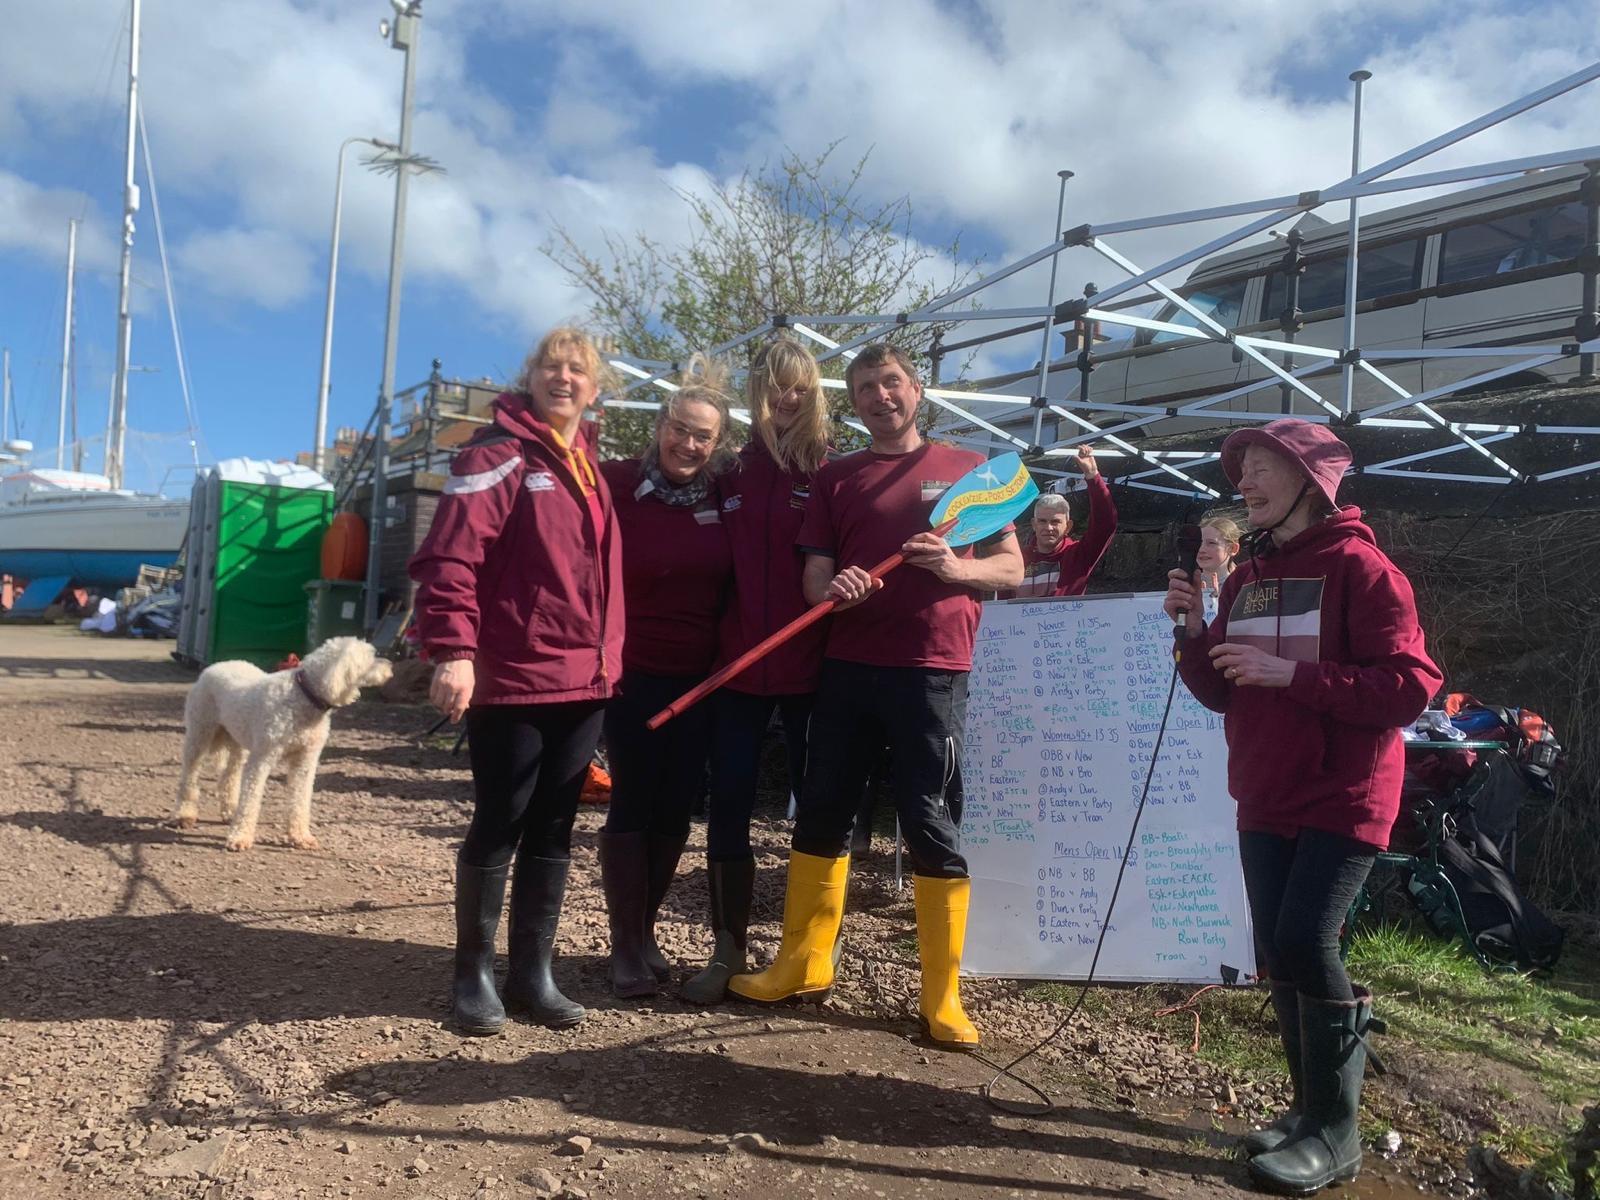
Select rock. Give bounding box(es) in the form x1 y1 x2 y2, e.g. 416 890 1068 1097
726 1131 777 1153
524 1166 562 1195
9 1142 30 1161
1378 1129 1402 1154
138 1131 234 1180
408 1155 431 1176
335 1139 356 1154
554 1135 591 1157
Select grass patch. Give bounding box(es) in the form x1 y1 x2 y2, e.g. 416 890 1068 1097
1346 922 1600 1108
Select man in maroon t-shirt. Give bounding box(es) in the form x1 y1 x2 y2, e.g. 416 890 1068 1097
728 345 1023 1049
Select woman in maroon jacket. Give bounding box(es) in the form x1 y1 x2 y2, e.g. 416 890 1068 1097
681 338 832 1003
409 327 624 1037
597 360 736 999
1164 419 1441 1194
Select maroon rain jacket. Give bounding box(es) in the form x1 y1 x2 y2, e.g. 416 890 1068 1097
408 394 624 705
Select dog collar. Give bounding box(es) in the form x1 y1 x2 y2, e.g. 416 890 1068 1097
294 669 336 712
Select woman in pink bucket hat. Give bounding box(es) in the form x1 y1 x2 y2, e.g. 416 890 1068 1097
1163 418 1442 1194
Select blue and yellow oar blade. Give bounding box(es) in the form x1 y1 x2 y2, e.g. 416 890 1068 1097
931 451 1040 548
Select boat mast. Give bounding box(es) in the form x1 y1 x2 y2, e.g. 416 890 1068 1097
2 347 11 447
107 0 141 490
57 218 78 470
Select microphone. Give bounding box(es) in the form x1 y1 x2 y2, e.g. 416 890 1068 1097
1174 524 1203 643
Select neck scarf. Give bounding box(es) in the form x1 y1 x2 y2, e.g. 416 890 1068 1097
636 455 711 508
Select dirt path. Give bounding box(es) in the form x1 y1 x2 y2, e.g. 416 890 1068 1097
0 627 1441 1200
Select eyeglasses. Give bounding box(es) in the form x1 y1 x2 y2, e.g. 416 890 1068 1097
665 419 718 448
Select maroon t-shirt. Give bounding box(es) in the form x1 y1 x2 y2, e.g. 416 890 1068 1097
599 459 734 676
712 439 827 695
798 441 1003 673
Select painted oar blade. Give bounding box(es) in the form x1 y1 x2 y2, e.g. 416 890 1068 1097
931 451 1039 548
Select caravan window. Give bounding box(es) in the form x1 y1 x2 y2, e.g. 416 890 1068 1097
1438 201 1587 285
1262 237 1422 317
1140 279 1248 345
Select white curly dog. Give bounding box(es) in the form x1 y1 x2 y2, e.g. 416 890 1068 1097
173 637 393 851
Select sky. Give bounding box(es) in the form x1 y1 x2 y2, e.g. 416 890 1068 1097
2 0 1598 494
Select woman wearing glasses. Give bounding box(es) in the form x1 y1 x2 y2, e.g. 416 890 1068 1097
596 358 736 999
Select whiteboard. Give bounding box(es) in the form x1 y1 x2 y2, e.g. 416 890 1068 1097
961 593 1255 983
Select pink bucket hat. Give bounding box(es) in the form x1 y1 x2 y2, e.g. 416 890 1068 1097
1220 419 1352 509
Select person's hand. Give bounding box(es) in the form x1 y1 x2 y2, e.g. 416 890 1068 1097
1209 642 1297 688
1075 444 1100 478
1163 568 1202 632
430 659 474 722
901 531 963 582
826 565 882 610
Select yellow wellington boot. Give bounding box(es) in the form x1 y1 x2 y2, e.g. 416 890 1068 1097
914 875 980 1049
727 851 849 1004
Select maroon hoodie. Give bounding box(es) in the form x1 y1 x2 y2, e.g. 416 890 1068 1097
409 394 624 705
1177 508 1442 849
1002 473 1118 599
711 438 828 695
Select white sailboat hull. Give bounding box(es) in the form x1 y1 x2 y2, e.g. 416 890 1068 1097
0 495 188 587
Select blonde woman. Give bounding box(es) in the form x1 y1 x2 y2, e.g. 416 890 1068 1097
596 358 736 999
409 327 623 1035
1197 515 1243 593
682 338 833 1003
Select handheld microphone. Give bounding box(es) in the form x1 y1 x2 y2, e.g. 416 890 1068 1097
1174 524 1203 643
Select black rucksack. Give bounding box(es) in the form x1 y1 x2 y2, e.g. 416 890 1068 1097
1420 797 1566 972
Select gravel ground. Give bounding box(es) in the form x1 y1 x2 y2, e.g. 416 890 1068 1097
0 626 1451 1199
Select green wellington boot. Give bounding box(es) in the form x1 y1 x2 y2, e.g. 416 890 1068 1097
1244 981 1304 1155
1248 988 1379 1195
680 856 756 1005
451 857 509 1037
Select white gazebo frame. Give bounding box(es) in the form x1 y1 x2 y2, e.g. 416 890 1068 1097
598 62 1600 502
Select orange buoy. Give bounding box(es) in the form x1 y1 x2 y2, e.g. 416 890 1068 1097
321 512 369 581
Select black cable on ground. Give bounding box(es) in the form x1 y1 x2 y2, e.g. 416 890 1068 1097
979 658 1184 1115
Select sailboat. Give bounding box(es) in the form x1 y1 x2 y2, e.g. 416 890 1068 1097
0 0 189 594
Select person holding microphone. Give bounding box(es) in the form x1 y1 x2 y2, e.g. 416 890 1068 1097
1163 419 1441 1194
597 360 736 999
409 327 624 1036
681 339 832 1004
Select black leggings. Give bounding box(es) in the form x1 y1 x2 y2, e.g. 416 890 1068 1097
1239 828 1376 1001
603 669 713 839
461 701 605 867
706 688 812 861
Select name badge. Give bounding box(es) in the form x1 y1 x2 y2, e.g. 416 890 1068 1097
920 479 952 503
694 508 721 525
722 495 743 512
789 484 810 510
525 471 557 493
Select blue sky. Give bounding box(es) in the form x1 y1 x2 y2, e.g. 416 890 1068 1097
2 0 1597 494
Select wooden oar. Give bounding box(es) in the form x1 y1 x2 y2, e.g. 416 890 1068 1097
645 451 1039 730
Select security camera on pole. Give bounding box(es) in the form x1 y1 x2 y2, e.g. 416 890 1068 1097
365 0 422 632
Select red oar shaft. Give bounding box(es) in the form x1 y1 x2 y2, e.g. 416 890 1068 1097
645 517 958 730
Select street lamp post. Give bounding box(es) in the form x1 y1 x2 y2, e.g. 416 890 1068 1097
365 0 422 633
313 135 398 477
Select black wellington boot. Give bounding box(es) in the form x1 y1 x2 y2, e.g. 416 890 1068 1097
599 829 657 998
452 857 509 1037
680 856 756 1004
1244 981 1304 1155
1248 988 1376 1194
642 831 688 981
504 853 586 1030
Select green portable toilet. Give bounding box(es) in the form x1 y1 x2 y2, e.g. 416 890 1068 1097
175 459 335 669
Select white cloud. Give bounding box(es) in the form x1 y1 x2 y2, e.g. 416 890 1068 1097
0 172 115 272
174 227 315 310
3 0 1599 366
